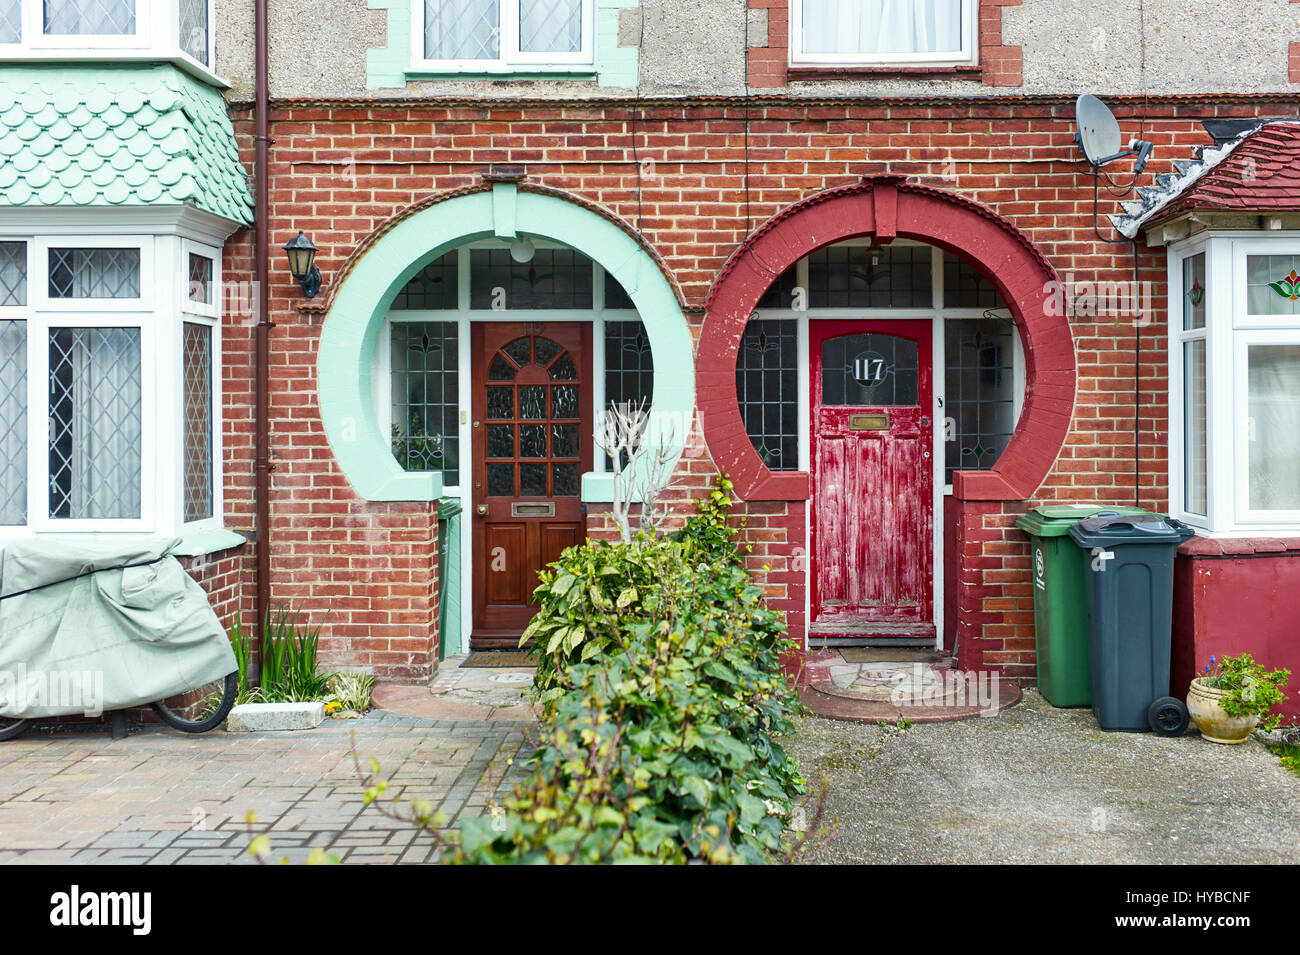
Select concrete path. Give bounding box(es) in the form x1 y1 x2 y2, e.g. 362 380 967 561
785 688 1300 864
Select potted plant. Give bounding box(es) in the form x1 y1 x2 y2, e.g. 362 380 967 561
1186 654 1291 744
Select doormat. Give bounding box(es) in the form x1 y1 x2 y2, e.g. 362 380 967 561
838 647 950 664
462 651 535 668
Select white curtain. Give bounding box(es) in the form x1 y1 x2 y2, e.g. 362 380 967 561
425 0 500 59
58 329 142 520
0 320 25 526
801 0 963 56
1248 344 1300 511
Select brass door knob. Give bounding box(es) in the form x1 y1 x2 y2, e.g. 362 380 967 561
475 504 489 516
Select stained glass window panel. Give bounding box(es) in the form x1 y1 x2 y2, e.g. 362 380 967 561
943 318 1016 485
736 320 798 471
390 321 459 485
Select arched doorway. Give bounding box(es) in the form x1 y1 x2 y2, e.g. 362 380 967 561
317 184 693 652
697 177 1075 651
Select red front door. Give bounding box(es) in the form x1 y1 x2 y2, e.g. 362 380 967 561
470 322 592 649
809 320 934 641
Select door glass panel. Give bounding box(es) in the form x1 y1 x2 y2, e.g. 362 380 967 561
487 424 514 458
552 424 579 458
518 385 546 419
821 333 919 406
519 424 547 458
553 462 579 497
549 353 577 380
487 386 513 419
534 338 561 365
503 337 531 366
552 385 578 418
519 462 546 496
487 462 513 496
488 355 516 380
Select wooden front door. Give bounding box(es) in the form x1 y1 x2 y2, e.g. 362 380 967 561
809 320 934 641
470 322 592 649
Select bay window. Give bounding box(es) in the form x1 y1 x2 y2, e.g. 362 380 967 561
0 231 222 537
415 0 594 71
0 0 214 70
1171 234 1300 534
790 0 976 67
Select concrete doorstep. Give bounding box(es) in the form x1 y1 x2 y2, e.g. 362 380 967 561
226 702 325 733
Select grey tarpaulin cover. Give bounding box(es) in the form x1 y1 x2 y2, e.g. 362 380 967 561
0 537 236 719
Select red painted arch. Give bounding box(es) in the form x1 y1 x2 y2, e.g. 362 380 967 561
697 176 1075 502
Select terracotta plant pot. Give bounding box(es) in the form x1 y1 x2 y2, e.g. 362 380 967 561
1186 678 1260 744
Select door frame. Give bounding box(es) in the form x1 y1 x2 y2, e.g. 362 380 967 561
807 316 936 642
740 242 1023 650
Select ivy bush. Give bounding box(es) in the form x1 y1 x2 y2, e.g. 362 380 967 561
454 537 804 864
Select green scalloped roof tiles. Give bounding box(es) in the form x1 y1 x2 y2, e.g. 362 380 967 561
0 64 252 224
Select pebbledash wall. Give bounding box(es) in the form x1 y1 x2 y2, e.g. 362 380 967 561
212 91 1300 684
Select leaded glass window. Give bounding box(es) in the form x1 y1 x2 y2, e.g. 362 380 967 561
188 252 213 306
519 0 581 53
182 323 212 522
43 0 136 35
943 318 1016 485
604 319 653 470
737 320 798 470
808 244 931 308
757 263 801 310
1246 253 1300 318
391 321 459 485
469 247 593 309
393 251 458 309
0 242 26 307
178 0 208 63
0 320 26 525
48 247 140 299
943 251 1002 308
604 270 634 309
0 0 18 45
424 0 499 60
47 327 142 520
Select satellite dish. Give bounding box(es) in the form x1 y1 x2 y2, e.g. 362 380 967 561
1076 94 1123 165
1074 93 1155 174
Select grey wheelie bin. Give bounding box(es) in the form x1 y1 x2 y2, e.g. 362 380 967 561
1067 514 1196 734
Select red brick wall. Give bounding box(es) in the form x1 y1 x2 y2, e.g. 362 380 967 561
178 545 253 631
224 95 1298 682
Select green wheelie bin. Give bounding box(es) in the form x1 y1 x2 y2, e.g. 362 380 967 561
1014 505 1152 707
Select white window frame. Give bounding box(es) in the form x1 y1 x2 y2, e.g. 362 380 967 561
410 0 595 73
0 231 225 539
0 0 216 77
1169 232 1300 536
788 0 978 68
176 238 221 532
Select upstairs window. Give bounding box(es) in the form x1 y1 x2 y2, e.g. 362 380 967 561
0 0 213 68
790 0 976 67
416 0 594 71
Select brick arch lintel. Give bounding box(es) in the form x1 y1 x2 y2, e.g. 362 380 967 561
697 176 1075 503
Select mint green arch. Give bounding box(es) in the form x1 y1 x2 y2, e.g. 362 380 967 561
317 184 694 502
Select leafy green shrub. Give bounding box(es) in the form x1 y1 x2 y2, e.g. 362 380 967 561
474 533 804 864
672 473 748 566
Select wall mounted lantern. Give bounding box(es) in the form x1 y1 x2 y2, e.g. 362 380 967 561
283 230 322 298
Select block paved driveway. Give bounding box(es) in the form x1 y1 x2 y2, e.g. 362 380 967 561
0 710 534 865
